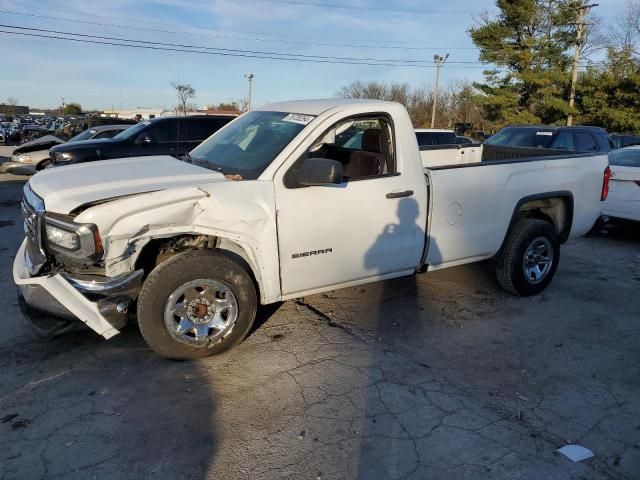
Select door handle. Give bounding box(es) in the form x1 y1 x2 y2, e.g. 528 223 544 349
386 190 414 199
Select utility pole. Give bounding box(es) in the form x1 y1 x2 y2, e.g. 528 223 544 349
430 54 449 128
244 73 254 111
567 3 598 126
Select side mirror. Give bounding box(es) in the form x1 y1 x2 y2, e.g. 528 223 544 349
295 158 343 187
135 134 152 145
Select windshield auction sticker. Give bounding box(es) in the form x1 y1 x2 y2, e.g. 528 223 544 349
282 113 316 125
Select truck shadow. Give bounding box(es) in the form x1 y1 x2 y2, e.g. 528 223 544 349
355 197 429 478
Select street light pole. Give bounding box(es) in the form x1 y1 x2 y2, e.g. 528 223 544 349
244 73 254 111
567 3 598 126
430 53 449 128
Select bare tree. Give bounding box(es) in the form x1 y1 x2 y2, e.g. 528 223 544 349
171 82 196 115
206 100 248 113
608 0 640 55
338 80 494 131
6 97 18 106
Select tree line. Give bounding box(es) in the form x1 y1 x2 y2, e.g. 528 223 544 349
340 0 640 134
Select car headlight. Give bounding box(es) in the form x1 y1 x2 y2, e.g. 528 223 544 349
12 153 33 164
44 216 103 259
45 223 80 250
54 152 73 162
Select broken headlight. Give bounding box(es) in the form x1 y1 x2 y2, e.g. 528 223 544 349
44 215 103 259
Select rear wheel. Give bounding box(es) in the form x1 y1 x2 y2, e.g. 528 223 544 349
137 250 257 359
496 219 560 296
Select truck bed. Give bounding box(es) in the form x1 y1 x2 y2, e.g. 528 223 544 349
423 151 607 270
420 143 577 168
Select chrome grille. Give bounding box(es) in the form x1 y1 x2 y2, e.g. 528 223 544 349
21 183 47 274
22 200 40 244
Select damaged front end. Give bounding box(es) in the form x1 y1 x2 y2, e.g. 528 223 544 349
14 183 143 338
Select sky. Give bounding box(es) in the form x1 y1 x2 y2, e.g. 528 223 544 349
0 0 630 110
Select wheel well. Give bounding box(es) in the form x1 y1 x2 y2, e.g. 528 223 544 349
515 195 573 243
133 234 262 301
35 159 50 171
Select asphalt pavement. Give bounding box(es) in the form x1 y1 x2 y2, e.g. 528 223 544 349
0 153 638 479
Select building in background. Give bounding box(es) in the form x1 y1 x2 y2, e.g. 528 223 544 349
0 104 29 116
102 107 240 119
101 108 169 120
195 108 241 116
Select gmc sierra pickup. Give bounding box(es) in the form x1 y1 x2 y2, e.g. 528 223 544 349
14 99 610 359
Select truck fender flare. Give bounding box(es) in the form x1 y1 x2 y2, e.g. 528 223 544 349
130 232 268 305
498 191 574 255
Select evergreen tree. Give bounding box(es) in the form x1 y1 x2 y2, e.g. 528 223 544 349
470 0 585 126
577 48 640 132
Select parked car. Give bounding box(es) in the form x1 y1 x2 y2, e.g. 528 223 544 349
455 136 474 145
414 129 458 147
19 125 50 143
14 99 609 359
54 117 137 141
7 124 21 143
1 125 132 175
417 130 483 168
486 125 614 153
610 133 640 149
48 115 236 167
603 146 640 223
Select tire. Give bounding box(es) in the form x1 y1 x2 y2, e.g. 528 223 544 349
137 250 257 359
495 219 560 296
36 159 51 171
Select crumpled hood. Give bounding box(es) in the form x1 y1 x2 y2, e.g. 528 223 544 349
28 155 226 214
13 135 65 154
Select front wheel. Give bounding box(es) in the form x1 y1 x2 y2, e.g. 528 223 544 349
137 250 257 359
495 219 560 296
36 160 51 171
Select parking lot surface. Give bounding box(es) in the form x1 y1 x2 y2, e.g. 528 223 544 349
0 156 639 479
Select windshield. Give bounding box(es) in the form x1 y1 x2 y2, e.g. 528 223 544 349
190 111 314 179
113 121 148 140
67 128 97 143
485 127 555 148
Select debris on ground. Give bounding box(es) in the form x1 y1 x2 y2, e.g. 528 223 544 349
558 444 595 462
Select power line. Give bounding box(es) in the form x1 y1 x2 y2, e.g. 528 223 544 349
0 24 493 67
0 27 496 69
0 8 480 51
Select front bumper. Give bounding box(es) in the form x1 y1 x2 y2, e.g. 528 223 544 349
1 161 36 175
13 239 143 339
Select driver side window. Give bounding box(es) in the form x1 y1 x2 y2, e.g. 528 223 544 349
308 116 396 180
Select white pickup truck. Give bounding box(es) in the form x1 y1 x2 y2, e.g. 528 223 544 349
14 99 610 359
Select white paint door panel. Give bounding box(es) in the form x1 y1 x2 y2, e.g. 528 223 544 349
275 176 424 296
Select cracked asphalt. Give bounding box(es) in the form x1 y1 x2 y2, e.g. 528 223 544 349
1 152 639 479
